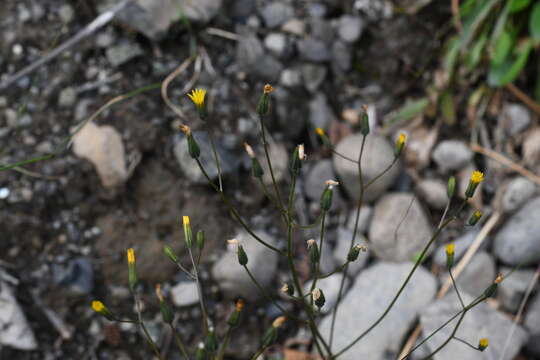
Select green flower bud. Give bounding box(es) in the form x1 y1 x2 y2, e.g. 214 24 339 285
205 328 218 353
127 248 137 291
395 133 407 157
163 245 179 263
445 243 455 269
91 300 115 321
251 158 264 178
155 285 173 324
183 216 193 248
238 244 248 266
289 144 305 176
315 128 332 147
468 210 482 226
307 239 319 267
347 244 366 262
256 84 273 115
312 288 325 309
360 107 370 136
447 176 456 199
196 230 205 251
320 180 338 212
195 343 206 360
465 171 484 198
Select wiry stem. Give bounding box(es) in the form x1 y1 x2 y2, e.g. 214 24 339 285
132 292 164 360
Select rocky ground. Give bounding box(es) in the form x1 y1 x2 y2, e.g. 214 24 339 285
1 0 540 359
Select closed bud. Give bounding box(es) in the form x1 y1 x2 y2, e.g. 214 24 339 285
395 133 407 157
205 327 218 353
315 128 332 147
347 244 366 262
468 210 482 226
261 326 278 348
281 282 294 296
447 176 456 199
307 239 320 266
320 185 334 212
127 248 137 291
227 299 244 328
251 157 264 178
196 230 205 251
183 216 193 248
195 342 206 360
163 245 179 263
445 243 455 269
155 284 173 324
256 84 274 115
312 288 325 309
478 338 489 351
360 106 370 136
289 144 304 176
180 125 200 159
483 274 502 298
237 244 248 266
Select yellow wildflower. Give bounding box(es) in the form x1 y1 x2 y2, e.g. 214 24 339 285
187 88 206 108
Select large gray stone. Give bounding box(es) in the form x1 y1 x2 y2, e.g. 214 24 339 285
333 227 369 275
432 140 473 172
333 134 400 202
420 293 528 360
524 293 540 357
259 2 293 28
0 281 37 350
499 102 531 136
304 160 337 200
433 229 487 268
319 262 437 360
498 267 537 313
494 196 540 265
369 193 432 262
297 37 331 62
416 179 448 210
211 229 279 301
501 177 536 213
337 15 364 43
301 64 327 93
440 252 495 298
308 92 334 131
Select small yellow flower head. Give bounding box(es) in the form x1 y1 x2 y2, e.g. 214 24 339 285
187 88 207 108
127 248 135 265
183 215 190 226
478 338 489 351
92 300 105 313
315 128 325 136
183 216 193 248
395 133 407 156
468 210 483 226
263 84 274 94
235 298 245 312
470 171 484 185
445 243 455 256
272 316 286 328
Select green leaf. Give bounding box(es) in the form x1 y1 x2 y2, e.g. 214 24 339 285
509 0 531 13
444 36 461 77
440 90 456 125
384 98 429 125
491 30 513 66
465 33 487 70
488 39 533 86
530 2 540 41
460 0 501 51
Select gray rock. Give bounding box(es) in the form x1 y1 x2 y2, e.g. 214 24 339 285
281 18 305 36
333 133 400 202
173 131 241 184
319 262 437 360
58 4 75 23
52 257 94 295
498 267 537 313
501 177 536 213
0 281 37 350
304 273 351 313
334 227 369 275
259 142 288 186
440 252 495 298
433 230 486 268
304 160 336 200
337 15 364 43
211 229 279 301
420 293 528 360
301 64 327 93
171 281 199 307
309 92 334 130
500 103 531 136
416 179 448 210
58 87 77 108
260 2 294 28
310 18 334 44
432 140 473 172
279 68 302 87
494 196 540 265
264 32 288 57
236 32 283 81
332 41 352 71
229 0 255 19
525 293 540 357
298 37 331 62
345 205 373 235
369 193 432 262
106 42 143 67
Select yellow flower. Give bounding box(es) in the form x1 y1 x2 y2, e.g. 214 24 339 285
315 128 325 136
470 171 484 184
478 338 489 351
187 88 206 108
397 133 407 146
92 300 105 313
183 215 190 226
445 243 455 256
263 84 274 94
127 248 135 265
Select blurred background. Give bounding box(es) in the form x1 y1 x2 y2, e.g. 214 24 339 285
1 0 540 359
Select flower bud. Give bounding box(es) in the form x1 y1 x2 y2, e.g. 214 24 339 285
395 133 406 157
196 230 205 251
465 170 484 198
478 338 489 351
320 180 338 212
468 210 482 226
163 245 179 263
315 128 332 147
183 216 193 248
447 176 456 199
155 284 173 324
256 84 274 115
312 288 325 309
360 105 370 136
262 316 286 347
91 300 114 321
205 327 218 353
227 299 244 328
180 125 200 159
195 342 206 360
347 244 367 262
483 274 503 298
237 244 248 266
289 144 305 176
127 248 137 291
307 239 320 266
281 282 294 296
445 243 455 269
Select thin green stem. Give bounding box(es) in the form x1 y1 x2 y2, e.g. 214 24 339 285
188 246 209 334
133 292 164 360
318 262 349 280
207 127 224 192
419 312 466 360
364 157 398 189
453 336 480 351
250 347 267 360
293 213 323 229
309 212 327 306
331 148 359 164
257 178 289 222
195 158 283 254
259 114 285 210
449 268 465 309
169 324 189 360
216 326 232 360
329 135 367 350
